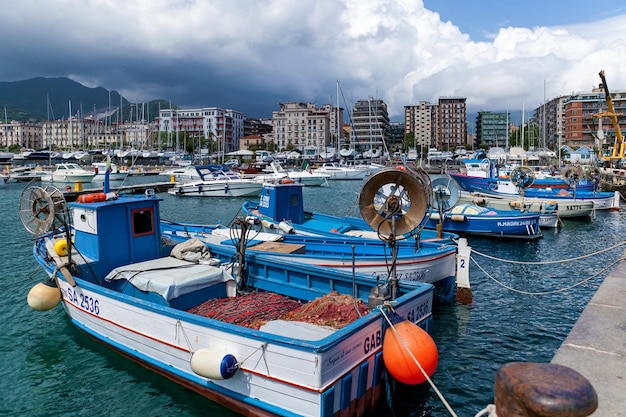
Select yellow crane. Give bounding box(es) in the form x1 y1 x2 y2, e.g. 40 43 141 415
598 70 625 163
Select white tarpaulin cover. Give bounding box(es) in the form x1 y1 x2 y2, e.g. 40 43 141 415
105 256 234 301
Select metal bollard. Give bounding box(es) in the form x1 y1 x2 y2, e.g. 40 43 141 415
494 362 597 417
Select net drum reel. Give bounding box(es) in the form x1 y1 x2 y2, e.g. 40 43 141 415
429 175 461 238
359 166 430 300
510 166 535 199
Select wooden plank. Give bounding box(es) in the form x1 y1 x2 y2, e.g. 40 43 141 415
45 239 76 286
248 241 306 254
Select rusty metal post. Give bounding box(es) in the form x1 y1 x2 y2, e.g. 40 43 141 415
494 362 597 417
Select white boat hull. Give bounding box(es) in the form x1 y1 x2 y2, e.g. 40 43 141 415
50 274 430 417
169 180 263 197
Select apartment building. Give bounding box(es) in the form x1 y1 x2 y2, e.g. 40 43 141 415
271 102 340 152
476 111 510 148
438 97 467 150
404 101 437 149
158 107 245 154
351 99 390 152
0 121 43 149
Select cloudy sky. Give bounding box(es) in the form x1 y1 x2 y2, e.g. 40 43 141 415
1 0 626 120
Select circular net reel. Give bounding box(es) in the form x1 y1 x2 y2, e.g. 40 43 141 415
19 185 68 235
560 164 584 186
430 175 460 212
510 166 535 190
359 166 429 239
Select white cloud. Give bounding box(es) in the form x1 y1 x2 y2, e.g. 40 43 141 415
1 0 626 118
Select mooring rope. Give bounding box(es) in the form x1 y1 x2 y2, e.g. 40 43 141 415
469 240 626 265
377 305 458 417
471 255 626 295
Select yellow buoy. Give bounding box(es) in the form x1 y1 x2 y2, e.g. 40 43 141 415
27 280 61 311
54 239 68 256
382 320 438 385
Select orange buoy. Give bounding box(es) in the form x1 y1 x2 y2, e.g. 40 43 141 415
382 320 438 385
77 192 107 203
330 228 339 233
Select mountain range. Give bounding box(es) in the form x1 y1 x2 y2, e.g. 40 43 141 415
0 77 171 123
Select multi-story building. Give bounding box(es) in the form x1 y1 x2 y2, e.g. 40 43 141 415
158 107 245 155
271 102 339 153
404 101 437 150
438 97 467 151
0 121 43 149
388 121 405 152
351 99 390 153
39 116 152 151
475 111 510 148
534 83 626 154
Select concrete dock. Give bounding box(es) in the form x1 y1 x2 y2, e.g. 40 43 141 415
551 250 626 417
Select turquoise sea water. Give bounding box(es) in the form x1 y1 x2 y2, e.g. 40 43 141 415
1 176 624 417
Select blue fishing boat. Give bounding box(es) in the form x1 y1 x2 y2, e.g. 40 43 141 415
242 177 458 245
20 171 439 416
423 203 543 239
160 221 459 301
481 179 621 211
450 155 596 192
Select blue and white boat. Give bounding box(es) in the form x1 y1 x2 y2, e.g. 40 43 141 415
480 179 621 211
424 203 543 239
160 221 459 301
20 179 439 417
450 155 596 193
242 183 457 245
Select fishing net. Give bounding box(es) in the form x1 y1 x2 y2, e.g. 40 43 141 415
187 291 368 330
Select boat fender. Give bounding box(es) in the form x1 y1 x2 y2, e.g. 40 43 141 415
224 184 229 193
190 348 238 380
429 212 441 221
278 221 295 234
27 279 61 311
382 320 438 385
53 238 68 256
279 178 294 184
77 192 107 203
450 214 465 222
261 219 276 229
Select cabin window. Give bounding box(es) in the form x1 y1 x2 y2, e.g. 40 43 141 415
131 207 155 237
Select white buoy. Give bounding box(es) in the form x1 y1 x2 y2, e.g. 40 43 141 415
27 280 61 311
261 220 276 229
278 221 295 234
190 348 238 380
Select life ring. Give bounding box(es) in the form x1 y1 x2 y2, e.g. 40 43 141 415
77 193 107 203
279 178 294 184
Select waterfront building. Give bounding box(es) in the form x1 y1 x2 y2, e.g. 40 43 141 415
0 121 43 149
351 98 390 153
476 111 510 148
158 107 245 155
404 101 437 151
404 97 467 152
271 102 341 154
534 82 626 154
438 97 467 151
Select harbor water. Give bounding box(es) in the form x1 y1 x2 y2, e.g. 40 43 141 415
2 176 624 417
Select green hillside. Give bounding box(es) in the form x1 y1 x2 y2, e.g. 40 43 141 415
0 77 173 122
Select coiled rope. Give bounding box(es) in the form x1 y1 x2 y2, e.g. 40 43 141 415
468 240 626 295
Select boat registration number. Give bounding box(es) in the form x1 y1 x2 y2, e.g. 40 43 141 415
63 287 101 315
